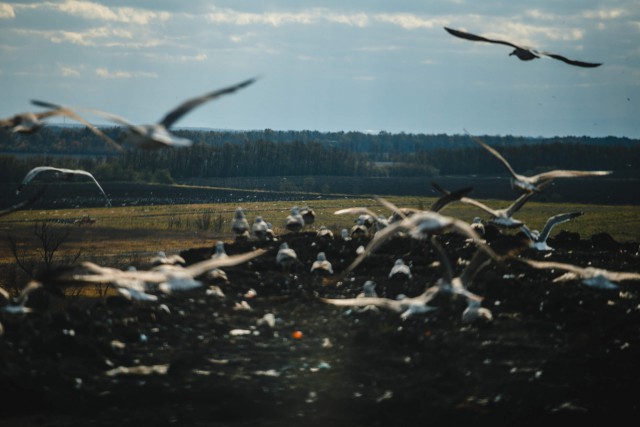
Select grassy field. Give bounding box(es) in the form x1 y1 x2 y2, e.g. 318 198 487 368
1 195 638 293
1 196 639 258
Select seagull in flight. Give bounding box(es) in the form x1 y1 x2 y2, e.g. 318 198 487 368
520 211 584 251
444 27 602 68
321 286 439 320
2 104 120 152
36 78 257 150
17 166 112 207
516 258 640 290
67 248 267 295
339 197 496 276
466 133 612 193
0 281 42 314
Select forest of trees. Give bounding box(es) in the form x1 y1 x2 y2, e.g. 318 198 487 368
0 126 638 185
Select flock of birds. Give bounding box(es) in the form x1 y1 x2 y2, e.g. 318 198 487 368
0 25 628 334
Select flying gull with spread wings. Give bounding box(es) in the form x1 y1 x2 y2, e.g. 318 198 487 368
444 27 602 68
34 77 257 150
17 166 112 207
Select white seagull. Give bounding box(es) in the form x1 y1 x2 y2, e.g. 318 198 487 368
341 197 495 276
252 216 271 241
276 242 298 271
150 251 186 266
457 190 544 229
467 134 611 193
321 286 439 320
69 249 266 295
388 259 412 280
17 166 112 207
212 241 228 260
430 236 492 301
520 211 584 251
299 206 316 226
4 103 120 151
444 27 602 68
64 78 257 149
231 207 250 239
0 281 42 314
311 252 333 275
517 258 640 290
285 207 305 233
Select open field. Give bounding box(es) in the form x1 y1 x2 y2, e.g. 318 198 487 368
1 195 639 268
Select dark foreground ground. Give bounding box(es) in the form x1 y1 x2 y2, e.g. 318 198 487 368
1 228 640 426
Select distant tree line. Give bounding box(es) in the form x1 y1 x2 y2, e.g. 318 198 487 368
0 126 638 184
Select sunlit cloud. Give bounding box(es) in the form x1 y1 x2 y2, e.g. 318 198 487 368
143 52 208 62
0 3 15 19
326 13 369 27
206 9 315 26
582 9 626 20
95 67 158 79
354 45 402 52
374 14 447 30
58 64 83 77
53 0 171 25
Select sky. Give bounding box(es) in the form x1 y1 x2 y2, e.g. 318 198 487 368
1 0 639 138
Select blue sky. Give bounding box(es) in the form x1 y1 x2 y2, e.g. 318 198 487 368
1 0 639 138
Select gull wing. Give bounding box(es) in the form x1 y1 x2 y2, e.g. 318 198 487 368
70 169 112 207
159 77 258 128
17 166 62 192
430 236 454 283
429 183 473 212
517 258 586 275
184 248 267 278
374 196 408 220
504 190 539 217
528 169 611 185
320 296 402 313
601 271 640 282
31 100 123 151
460 248 493 288
444 27 521 50
538 211 583 242
465 132 520 180
540 52 602 68
460 196 498 217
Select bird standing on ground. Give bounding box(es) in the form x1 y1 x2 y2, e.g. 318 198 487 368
276 242 298 271
17 166 112 207
285 207 305 233
252 216 270 241
231 208 250 240
311 252 333 275
299 206 316 226
388 259 412 280
444 27 602 68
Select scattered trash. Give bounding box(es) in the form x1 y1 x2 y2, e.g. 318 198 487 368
105 364 169 377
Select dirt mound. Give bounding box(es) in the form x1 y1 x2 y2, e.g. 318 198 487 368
1 230 639 426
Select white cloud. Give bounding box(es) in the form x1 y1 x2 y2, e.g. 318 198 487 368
326 13 369 27
143 52 208 62
582 9 626 20
95 67 158 79
0 3 15 19
374 13 447 30
58 64 83 77
206 8 369 27
54 0 171 25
